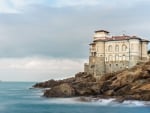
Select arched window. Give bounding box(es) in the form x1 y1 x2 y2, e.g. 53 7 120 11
115 45 119 52
108 45 112 52
122 55 126 61
120 56 122 61
122 44 127 51
109 55 113 61
115 55 119 61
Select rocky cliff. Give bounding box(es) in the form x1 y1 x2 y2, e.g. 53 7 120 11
33 61 150 101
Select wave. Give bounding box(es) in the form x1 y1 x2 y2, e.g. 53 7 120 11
43 97 150 107
32 89 150 107
122 100 150 107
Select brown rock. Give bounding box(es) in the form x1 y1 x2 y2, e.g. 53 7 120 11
33 79 61 88
73 82 101 96
34 61 150 101
44 83 75 97
104 90 114 96
75 72 96 82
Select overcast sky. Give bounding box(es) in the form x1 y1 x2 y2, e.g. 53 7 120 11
0 0 150 81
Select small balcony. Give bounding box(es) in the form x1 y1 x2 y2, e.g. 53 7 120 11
90 52 96 57
90 48 96 52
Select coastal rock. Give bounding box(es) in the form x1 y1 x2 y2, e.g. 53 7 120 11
44 83 75 97
33 77 75 88
34 61 150 101
74 72 96 82
33 79 61 88
74 82 101 96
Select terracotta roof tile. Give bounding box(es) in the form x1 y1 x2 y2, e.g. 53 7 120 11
94 35 149 42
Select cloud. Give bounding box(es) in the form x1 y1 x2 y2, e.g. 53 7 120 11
0 0 150 58
52 0 100 7
51 0 150 9
0 0 44 13
0 57 86 81
0 0 18 13
0 7 91 58
1 0 150 13
0 0 150 81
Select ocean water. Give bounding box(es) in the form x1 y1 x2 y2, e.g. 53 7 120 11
0 82 150 113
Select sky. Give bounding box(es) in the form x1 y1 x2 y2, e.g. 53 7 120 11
0 0 150 81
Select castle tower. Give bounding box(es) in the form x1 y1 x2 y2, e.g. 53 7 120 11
93 30 110 40
129 37 149 67
129 38 141 67
88 30 109 77
141 41 149 60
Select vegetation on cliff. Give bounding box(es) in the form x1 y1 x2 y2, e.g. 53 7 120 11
33 61 150 101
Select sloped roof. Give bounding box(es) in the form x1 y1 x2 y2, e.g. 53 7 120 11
94 35 149 42
95 30 109 33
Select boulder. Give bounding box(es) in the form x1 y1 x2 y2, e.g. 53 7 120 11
33 79 61 88
44 83 75 97
74 82 101 96
75 72 96 82
33 77 75 88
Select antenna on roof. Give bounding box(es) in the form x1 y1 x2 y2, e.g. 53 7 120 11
122 30 126 36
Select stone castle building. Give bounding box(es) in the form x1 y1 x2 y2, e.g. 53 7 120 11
84 30 149 77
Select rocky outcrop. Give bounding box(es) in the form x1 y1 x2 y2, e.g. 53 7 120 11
97 61 150 101
33 77 75 88
34 73 99 97
33 61 150 101
44 83 75 97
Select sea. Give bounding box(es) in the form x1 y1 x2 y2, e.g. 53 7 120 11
0 82 150 113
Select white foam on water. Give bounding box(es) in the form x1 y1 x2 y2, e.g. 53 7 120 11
122 100 150 107
44 97 87 105
93 99 150 107
42 97 117 106
96 98 116 105
43 97 150 107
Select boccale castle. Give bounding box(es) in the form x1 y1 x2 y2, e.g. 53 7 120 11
84 30 149 77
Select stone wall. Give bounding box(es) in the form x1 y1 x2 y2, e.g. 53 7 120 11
94 57 105 77
105 61 129 73
141 41 149 60
88 56 96 75
84 63 89 74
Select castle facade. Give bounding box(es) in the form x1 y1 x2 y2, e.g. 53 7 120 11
84 30 149 77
